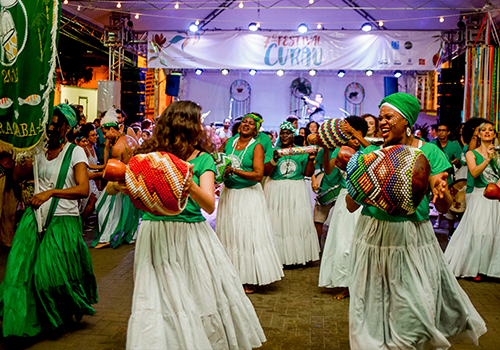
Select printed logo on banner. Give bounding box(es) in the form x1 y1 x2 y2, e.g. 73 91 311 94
405 41 413 50
394 59 401 65
391 41 399 50
263 34 323 68
419 59 425 65
378 59 389 65
407 58 413 65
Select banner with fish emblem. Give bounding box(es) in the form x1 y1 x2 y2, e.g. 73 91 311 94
0 0 60 155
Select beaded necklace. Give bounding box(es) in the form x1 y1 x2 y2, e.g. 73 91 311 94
228 136 255 170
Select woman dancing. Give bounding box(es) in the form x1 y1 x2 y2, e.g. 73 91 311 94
126 101 265 349
217 114 283 294
347 93 486 349
0 104 97 337
264 121 319 265
445 121 500 279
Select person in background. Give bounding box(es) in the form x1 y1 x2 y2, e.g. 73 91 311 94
361 113 379 138
141 119 153 132
286 115 300 133
116 109 139 142
414 129 423 139
306 121 319 135
454 123 466 148
270 130 278 146
299 128 306 137
431 123 463 232
429 124 438 141
215 118 233 143
94 118 101 129
304 93 325 125
141 129 151 144
132 126 142 142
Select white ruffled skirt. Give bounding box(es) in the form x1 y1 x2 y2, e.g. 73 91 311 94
264 179 320 265
445 187 500 278
216 184 284 285
349 214 486 350
318 188 361 288
127 220 266 350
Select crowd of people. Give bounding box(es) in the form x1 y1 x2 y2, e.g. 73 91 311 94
0 92 498 349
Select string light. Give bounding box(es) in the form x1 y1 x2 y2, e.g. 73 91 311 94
238 2 244 8
174 3 179 9
309 0 314 4
195 20 200 25
116 2 121 8
63 0 68 4
317 23 322 29
277 69 284 77
135 13 140 19
439 17 444 22
379 21 384 26
309 69 317 76
222 69 230 75
77 5 81 10
256 23 261 28
365 70 374 76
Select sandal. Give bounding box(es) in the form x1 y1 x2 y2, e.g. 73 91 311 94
433 221 440 229
94 242 111 249
244 285 256 294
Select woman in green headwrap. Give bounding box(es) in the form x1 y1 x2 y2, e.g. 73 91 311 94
346 93 486 349
216 114 283 294
0 104 98 337
263 121 319 266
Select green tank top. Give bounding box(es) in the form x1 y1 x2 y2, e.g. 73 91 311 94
223 137 260 189
269 147 309 180
471 149 499 188
142 152 216 223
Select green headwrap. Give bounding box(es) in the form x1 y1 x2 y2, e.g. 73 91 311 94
378 93 420 128
54 104 77 129
280 121 296 133
243 113 263 132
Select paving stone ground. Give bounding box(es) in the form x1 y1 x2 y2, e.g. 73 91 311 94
0 212 499 350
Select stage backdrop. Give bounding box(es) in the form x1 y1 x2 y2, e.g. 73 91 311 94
148 30 442 71
0 0 60 157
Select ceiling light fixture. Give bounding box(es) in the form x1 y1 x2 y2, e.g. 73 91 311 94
309 0 314 4
116 2 121 8
439 17 444 23
222 69 229 75
248 22 258 31
378 21 384 27
337 70 346 78
189 22 199 32
249 69 257 76
297 23 308 34
238 2 244 8
317 23 322 29
361 22 372 32
277 69 284 77
135 13 139 19
365 70 374 76
195 20 200 25
195 69 203 76
394 70 402 78
309 69 317 76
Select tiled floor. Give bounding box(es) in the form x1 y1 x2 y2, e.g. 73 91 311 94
0 213 499 350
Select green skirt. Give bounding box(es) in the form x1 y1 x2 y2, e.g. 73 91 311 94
0 208 98 337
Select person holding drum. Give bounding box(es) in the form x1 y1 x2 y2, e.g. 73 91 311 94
126 101 266 349
216 113 283 294
318 116 368 300
445 121 500 280
263 121 319 266
345 93 486 349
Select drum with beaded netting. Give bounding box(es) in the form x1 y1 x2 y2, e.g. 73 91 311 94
318 118 351 149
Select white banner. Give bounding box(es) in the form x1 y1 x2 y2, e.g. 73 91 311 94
148 30 442 71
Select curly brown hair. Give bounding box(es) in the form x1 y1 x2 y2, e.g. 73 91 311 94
134 101 215 160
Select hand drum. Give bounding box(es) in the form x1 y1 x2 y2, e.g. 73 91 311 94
318 119 351 149
346 145 430 216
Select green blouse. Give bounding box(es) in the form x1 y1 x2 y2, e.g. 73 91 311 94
361 142 451 222
269 148 309 180
470 149 499 188
223 137 260 189
142 152 216 223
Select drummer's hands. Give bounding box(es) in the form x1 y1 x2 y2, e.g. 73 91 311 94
224 165 234 178
311 178 319 192
272 149 283 162
116 181 130 196
431 172 448 203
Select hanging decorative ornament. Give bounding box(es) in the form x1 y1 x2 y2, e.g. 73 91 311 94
290 77 312 120
229 79 251 120
344 82 365 116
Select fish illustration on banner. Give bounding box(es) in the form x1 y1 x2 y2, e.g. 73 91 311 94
0 0 60 156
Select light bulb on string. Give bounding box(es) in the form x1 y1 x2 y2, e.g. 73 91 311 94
116 2 121 8
439 17 444 23
309 0 314 4
277 69 284 77
135 14 139 19
317 23 322 29
63 0 68 4
195 20 200 25
256 23 261 28
239 2 244 8
174 3 179 9
378 21 384 27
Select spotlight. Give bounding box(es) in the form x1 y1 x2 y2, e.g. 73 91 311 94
276 69 284 77
135 13 139 19
394 70 402 78
174 3 179 9
297 23 308 34
309 69 317 76
195 69 203 76
248 22 258 31
361 22 372 32
337 70 346 78
317 23 322 29
116 2 121 8
189 22 199 32
439 17 444 23
365 70 374 76
63 0 68 3
238 2 244 8
249 69 257 76
221 69 229 75
378 21 384 27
